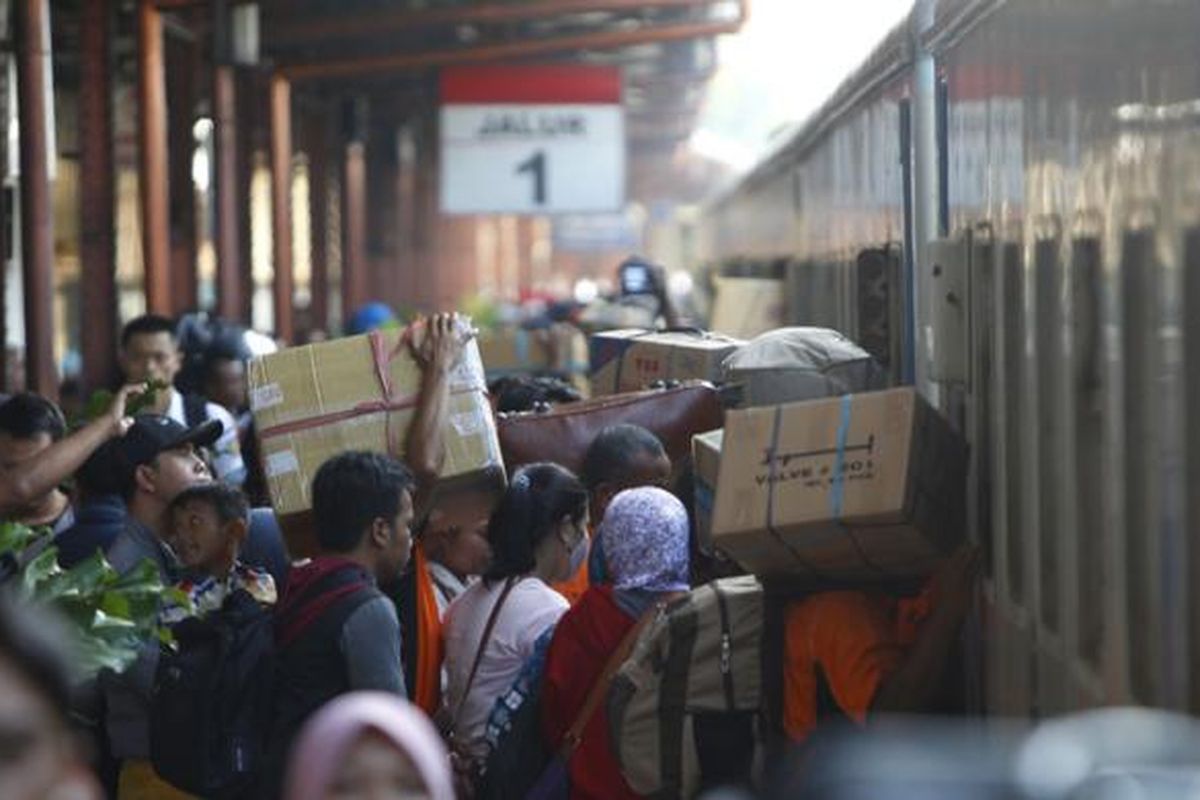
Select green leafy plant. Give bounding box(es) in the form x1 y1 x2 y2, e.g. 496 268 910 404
73 379 169 429
1 521 174 678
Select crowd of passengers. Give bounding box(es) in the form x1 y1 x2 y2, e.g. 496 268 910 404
0 308 978 800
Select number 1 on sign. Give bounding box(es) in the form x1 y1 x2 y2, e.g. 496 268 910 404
517 151 547 205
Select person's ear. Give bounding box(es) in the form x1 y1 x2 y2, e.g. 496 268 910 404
134 463 157 495
369 517 392 549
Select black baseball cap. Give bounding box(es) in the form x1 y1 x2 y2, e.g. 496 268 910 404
98 415 223 495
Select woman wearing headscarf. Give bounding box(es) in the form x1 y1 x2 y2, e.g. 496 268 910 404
539 486 691 800
284 692 454 800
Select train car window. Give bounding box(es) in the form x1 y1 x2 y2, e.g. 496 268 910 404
1034 238 1063 633
1072 236 1105 667
855 247 899 378
971 234 996 578
1002 242 1026 605
1122 228 1158 704
1184 226 1200 712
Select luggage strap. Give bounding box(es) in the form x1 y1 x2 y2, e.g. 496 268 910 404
558 600 667 759
450 577 518 736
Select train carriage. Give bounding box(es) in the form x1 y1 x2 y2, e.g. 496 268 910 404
699 0 1200 718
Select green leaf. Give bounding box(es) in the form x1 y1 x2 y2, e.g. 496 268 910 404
20 547 62 600
0 521 40 554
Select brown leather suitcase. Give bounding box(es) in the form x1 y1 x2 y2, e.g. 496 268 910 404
497 381 724 475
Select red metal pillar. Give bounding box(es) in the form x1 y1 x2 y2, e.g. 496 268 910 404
79 0 118 392
306 111 329 334
167 30 198 313
213 64 242 320
138 0 172 313
236 70 259 324
269 74 294 343
15 0 57 398
341 98 368 323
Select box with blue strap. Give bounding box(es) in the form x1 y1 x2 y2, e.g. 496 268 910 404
589 328 743 396
710 387 966 581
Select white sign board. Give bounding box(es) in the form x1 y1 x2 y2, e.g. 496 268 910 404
440 104 625 214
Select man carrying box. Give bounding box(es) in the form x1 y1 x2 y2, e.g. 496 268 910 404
781 544 981 744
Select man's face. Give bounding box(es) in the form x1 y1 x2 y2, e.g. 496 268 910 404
121 332 181 385
381 489 416 583
425 490 495 577
593 450 673 524
140 445 212 505
0 432 53 512
206 358 247 414
168 500 237 576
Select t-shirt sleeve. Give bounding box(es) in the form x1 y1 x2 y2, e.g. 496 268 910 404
340 595 406 696
808 592 905 722
206 402 247 485
511 585 569 657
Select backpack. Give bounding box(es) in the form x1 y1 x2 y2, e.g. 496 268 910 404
608 576 767 799
476 627 556 800
151 589 275 798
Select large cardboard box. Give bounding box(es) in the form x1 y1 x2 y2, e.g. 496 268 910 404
710 277 786 340
692 429 724 554
248 330 504 516
476 325 588 380
589 329 743 396
711 387 966 580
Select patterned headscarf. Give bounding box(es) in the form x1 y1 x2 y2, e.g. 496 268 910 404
598 487 690 594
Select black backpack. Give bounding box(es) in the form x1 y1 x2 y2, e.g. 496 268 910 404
151 588 275 798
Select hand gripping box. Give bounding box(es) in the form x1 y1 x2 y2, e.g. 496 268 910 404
589 329 743 396
248 329 504 516
710 387 966 581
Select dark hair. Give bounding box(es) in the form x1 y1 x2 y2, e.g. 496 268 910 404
0 596 73 724
312 452 415 553
170 482 250 526
0 393 66 442
491 376 582 414
121 314 177 349
484 463 588 582
581 424 667 490
203 331 251 378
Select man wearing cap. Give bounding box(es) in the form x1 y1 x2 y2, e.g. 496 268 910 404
100 414 221 799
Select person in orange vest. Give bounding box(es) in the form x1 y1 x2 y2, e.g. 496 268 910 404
782 544 981 744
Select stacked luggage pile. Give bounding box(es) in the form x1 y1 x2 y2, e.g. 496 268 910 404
246 312 968 798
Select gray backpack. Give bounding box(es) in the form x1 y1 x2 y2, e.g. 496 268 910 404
608 576 766 799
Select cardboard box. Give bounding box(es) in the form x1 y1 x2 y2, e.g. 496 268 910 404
692 429 724 554
589 329 743 396
248 330 504 516
710 277 786 340
711 387 966 580
477 326 588 379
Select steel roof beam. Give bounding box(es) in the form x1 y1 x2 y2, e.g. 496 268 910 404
278 5 745 81
265 0 727 47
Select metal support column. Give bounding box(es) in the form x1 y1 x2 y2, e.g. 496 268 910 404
213 64 241 320
138 0 172 313
306 110 329 334
269 74 294 342
341 98 368 323
15 0 57 398
79 0 118 392
167 29 198 313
